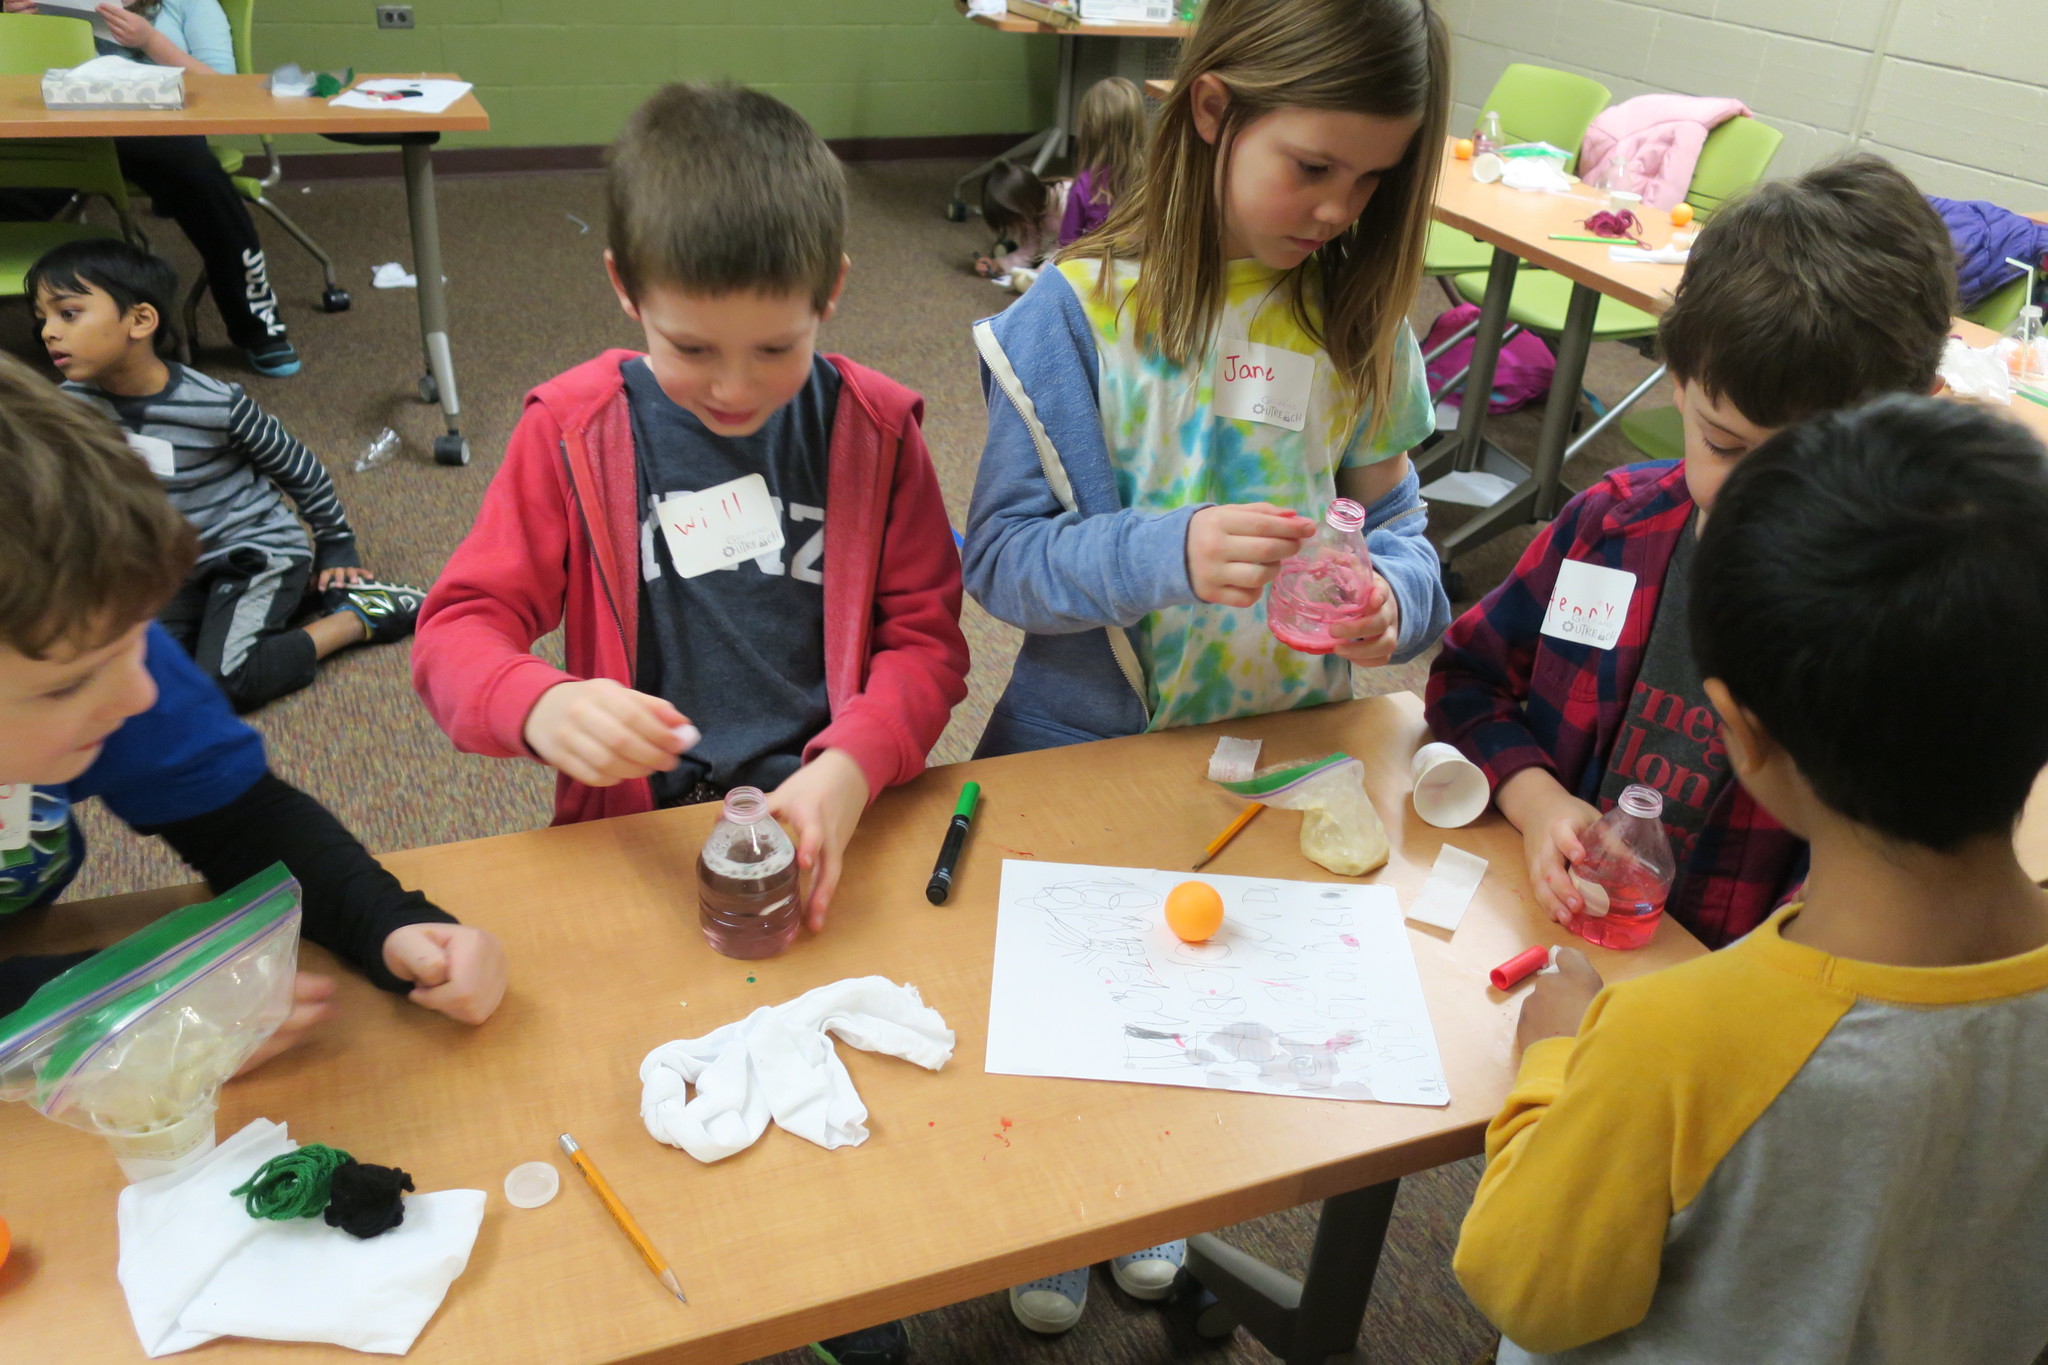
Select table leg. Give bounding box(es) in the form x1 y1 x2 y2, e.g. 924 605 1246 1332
1186 1178 1401 1365
1527 281 1600 520
1449 247 1517 474
399 140 469 467
1031 31 1079 174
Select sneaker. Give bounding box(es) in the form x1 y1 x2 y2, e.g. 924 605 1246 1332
336 580 425 645
245 341 301 377
1111 1239 1186 1301
1008 1266 1088 1334
809 1319 908 1365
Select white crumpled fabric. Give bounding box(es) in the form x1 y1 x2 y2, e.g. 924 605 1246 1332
640 976 954 1163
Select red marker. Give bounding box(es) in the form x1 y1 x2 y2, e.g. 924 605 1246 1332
1490 945 1552 991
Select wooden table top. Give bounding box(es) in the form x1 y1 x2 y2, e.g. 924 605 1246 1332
1431 139 2048 445
0 72 488 139
955 0 1190 39
0 693 1704 1365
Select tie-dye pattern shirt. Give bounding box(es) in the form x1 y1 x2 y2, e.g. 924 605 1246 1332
1057 256 1435 729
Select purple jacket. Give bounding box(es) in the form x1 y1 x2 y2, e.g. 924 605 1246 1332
1930 195 2048 309
1059 167 1113 247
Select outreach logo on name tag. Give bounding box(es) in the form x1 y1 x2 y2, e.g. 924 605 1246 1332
1540 559 1635 650
1213 339 1313 432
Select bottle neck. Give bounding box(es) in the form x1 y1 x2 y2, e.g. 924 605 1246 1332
722 786 768 824
1325 497 1366 535
1617 784 1664 821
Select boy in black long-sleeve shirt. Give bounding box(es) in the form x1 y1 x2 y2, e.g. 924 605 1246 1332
0 352 504 1064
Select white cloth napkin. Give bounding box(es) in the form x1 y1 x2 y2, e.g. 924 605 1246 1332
640 976 954 1162
118 1119 484 1357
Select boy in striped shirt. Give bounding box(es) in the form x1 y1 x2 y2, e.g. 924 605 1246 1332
27 239 422 713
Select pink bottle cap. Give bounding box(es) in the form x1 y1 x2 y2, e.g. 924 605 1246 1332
1489 945 1551 991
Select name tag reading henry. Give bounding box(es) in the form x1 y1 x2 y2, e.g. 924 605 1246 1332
655 473 785 579
1213 340 1313 431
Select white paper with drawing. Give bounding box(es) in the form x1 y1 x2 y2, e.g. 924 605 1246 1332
986 861 1449 1106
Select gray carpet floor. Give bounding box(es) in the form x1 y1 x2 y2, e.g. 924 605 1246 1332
0 156 1674 1364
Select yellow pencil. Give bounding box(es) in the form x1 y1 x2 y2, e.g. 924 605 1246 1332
1193 803 1264 870
559 1133 687 1303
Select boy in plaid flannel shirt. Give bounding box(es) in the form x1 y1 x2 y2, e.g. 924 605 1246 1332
1425 155 1957 947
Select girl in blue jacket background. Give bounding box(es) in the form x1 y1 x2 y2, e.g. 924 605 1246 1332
960 0 1452 1334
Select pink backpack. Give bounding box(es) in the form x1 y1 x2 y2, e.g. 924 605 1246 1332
1423 304 1555 413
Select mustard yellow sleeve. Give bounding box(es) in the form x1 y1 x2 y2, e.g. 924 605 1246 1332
1452 943 1850 1354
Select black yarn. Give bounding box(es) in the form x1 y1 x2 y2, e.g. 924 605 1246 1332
323 1158 414 1239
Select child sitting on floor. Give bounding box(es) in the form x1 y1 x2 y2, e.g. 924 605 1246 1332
0 352 506 1059
27 239 425 715
1425 155 1956 948
973 158 1069 286
1060 76 1147 246
1455 395 2048 1363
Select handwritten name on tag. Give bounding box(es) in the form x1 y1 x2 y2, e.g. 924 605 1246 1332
1213 340 1313 431
655 473 785 580
1540 559 1635 650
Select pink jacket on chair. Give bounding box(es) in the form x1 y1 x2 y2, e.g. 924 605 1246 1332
1579 95 1751 210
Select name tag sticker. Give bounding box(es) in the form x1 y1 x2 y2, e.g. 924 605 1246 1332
655 473 785 580
0 785 31 853
126 432 177 478
1213 340 1313 431
1541 559 1636 650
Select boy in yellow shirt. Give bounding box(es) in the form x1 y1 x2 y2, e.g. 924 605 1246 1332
1454 396 2048 1363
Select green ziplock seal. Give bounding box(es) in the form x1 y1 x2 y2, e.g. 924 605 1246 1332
0 864 299 1089
1214 753 1354 799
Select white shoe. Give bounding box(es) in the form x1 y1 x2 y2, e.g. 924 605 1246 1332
1111 1239 1186 1301
1008 1266 1088 1334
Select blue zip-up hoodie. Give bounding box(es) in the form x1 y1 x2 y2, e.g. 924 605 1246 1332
963 265 1451 757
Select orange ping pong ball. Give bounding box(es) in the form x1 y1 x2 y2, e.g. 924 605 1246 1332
1454 138 1475 160
1165 881 1226 942
1670 201 1695 227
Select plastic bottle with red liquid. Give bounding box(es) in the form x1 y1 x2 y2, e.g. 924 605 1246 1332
696 787 802 960
1564 784 1676 951
1267 498 1374 655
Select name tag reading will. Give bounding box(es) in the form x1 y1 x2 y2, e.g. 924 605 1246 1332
1540 559 1636 650
655 473 784 580
0 784 32 853
1213 340 1313 431
126 432 177 479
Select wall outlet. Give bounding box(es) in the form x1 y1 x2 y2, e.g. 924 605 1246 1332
375 4 413 28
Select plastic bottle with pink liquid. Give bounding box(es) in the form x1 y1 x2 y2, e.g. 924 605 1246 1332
1267 498 1374 655
1564 784 1677 951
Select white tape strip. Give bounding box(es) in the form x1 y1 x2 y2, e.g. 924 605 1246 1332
1406 844 1488 932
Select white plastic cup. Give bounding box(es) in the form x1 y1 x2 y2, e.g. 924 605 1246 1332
1608 189 1643 214
1471 151 1504 184
1410 743 1489 829
105 1103 218 1183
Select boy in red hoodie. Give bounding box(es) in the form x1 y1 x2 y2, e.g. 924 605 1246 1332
413 84 970 944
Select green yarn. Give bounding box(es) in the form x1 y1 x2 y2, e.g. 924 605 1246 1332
230 1143 354 1220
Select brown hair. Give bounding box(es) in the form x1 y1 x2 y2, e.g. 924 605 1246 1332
1073 76 1147 207
0 352 195 659
606 83 847 309
1062 0 1448 435
1659 153 1956 428
981 159 1050 242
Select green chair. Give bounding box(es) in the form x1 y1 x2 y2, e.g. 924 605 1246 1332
1602 116 1788 461
1427 64 1612 285
172 0 349 352
1964 272 2031 333
0 13 145 298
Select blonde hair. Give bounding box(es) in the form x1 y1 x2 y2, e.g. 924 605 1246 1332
1073 77 1147 207
1063 0 1448 435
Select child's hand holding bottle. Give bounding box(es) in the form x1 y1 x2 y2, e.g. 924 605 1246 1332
1185 502 1315 607
523 679 695 786
1497 768 1602 925
764 749 871 931
1322 573 1400 666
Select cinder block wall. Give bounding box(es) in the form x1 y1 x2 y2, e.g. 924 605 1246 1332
247 1 1056 154
1440 0 2046 205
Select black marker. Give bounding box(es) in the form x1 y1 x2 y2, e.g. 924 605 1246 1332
925 782 981 905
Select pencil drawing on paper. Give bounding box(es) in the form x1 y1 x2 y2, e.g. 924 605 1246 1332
985 860 1450 1107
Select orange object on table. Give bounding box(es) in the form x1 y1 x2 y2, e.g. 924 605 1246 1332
0 1213 10 1271
1670 201 1695 227
1454 137 1474 160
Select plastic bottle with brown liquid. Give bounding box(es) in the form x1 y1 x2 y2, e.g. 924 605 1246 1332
696 787 801 960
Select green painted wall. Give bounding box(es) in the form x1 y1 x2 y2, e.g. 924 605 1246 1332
247 1 1056 154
